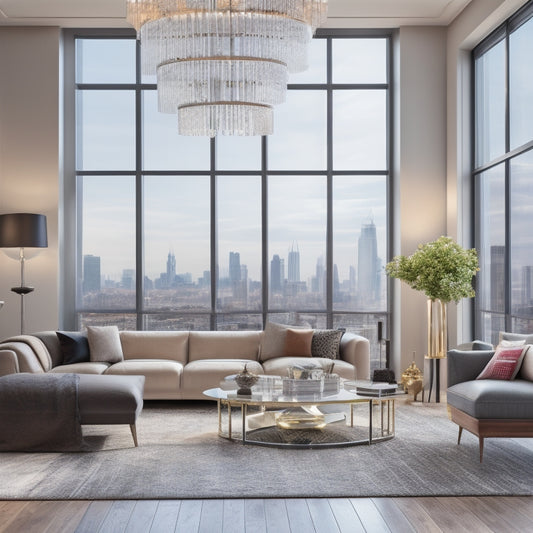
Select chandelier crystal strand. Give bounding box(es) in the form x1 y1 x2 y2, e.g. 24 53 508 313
126 0 328 136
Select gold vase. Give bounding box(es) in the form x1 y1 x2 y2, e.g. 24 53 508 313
427 298 447 358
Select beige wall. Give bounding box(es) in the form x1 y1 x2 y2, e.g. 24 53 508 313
392 26 448 377
0 27 60 338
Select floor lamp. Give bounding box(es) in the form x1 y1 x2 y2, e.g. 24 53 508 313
0 213 48 334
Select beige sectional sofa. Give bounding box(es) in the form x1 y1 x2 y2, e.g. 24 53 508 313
0 329 370 400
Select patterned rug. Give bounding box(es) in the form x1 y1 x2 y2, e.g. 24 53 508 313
1 398 533 500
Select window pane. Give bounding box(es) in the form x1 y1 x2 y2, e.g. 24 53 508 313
215 136 261 171
144 314 211 330
510 149 533 316
477 164 505 313
143 90 210 171
268 91 327 170
267 313 327 329
217 314 263 330
79 313 137 330
77 90 135 170
268 176 327 310
333 38 387 84
479 311 505 347
143 176 211 311
475 40 506 166
333 313 385 371
333 90 387 170
333 176 387 312
289 38 327 84
217 176 262 312
510 17 533 150
76 39 136 84
79 176 136 310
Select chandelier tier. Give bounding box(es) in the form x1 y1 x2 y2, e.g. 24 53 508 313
126 0 328 136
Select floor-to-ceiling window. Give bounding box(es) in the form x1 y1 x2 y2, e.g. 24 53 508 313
67 29 392 369
474 1 533 345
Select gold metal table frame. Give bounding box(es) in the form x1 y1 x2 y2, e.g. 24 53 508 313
203 387 397 448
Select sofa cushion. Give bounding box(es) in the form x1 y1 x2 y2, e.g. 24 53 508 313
188 331 261 362
104 359 183 400
77 374 145 425
519 346 533 382
476 344 528 380
87 326 124 364
48 362 110 374
120 331 189 365
311 329 344 359
56 331 90 365
284 329 313 357
183 359 264 399
447 379 533 419
500 331 533 344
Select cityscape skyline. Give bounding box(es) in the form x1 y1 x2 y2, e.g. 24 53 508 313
82 220 386 309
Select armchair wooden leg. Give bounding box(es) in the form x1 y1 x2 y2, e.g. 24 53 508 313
457 426 463 445
479 437 484 463
130 424 138 447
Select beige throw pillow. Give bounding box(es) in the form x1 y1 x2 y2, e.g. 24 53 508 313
260 322 308 361
87 325 124 364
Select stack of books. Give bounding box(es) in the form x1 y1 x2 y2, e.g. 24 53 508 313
355 382 398 397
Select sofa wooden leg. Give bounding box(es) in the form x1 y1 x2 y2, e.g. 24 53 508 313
479 437 484 463
457 426 463 445
130 424 138 447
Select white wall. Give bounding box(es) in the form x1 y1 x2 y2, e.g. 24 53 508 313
0 27 60 338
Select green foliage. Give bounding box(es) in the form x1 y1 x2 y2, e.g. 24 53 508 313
385 236 479 303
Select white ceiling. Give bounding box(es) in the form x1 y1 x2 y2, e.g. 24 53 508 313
0 0 473 28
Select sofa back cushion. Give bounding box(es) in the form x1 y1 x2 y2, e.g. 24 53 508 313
519 346 533 381
188 331 261 362
32 331 64 368
120 331 189 365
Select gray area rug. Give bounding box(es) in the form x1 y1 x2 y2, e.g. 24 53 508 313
1 399 533 500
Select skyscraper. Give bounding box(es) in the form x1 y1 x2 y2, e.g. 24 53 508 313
357 220 380 303
271 254 282 292
490 245 505 312
229 251 241 282
82 254 101 293
288 243 300 282
166 251 177 287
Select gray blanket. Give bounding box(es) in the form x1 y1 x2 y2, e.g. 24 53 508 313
0 373 83 452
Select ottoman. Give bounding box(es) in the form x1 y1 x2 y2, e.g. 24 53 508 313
78 374 145 447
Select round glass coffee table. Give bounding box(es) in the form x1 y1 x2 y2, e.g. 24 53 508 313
203 384 398 448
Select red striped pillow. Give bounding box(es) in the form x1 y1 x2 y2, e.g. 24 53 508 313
476 345 528 380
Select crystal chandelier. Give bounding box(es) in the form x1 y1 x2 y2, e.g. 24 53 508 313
126 0 328 136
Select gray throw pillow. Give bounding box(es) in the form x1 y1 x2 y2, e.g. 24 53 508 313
311 329 344 359
87 325 124 364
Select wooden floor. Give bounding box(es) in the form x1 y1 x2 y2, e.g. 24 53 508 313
1 496 533 532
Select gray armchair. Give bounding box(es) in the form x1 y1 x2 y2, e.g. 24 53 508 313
447 348 533 462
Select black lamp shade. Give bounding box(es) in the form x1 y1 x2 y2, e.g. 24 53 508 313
0 213 48 248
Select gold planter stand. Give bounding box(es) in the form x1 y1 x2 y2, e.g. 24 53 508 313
425 298 447 402
427 298 447 359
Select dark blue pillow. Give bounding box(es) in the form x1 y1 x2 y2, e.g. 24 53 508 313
56 331 90 365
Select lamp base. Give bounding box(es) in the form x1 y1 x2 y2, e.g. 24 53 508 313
11 286 34 295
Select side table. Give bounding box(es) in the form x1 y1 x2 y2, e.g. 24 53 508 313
424 356 445 403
